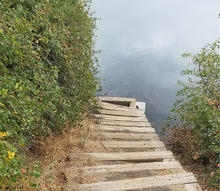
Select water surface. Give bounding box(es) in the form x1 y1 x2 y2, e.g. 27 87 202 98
92 0 220 131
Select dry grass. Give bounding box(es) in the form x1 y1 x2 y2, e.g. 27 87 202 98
22 119 101 191
163 127 218 191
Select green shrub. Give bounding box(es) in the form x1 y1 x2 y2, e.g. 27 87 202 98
163 41 220 188
0 0 98 189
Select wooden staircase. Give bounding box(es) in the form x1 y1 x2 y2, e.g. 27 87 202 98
70 97 202 191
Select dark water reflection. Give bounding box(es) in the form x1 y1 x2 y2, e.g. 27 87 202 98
92 0 220 131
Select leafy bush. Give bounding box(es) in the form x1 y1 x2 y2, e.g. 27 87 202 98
163 41 220 188
0 0 98 189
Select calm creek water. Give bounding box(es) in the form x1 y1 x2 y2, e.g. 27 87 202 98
92 0 220 131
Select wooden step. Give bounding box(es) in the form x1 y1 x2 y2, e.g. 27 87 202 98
99 96 136 103
102 141 164 149
99 97 136 108
100 102 144 113
98 132 159 140
96 125 154 133
70 151 173 162
70 161 181 174
94 114 148 122
99 119 151 127
73 173 197 191
99 109 145 117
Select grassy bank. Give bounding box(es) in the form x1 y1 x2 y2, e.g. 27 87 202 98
0 0 98 189
163 41 220 190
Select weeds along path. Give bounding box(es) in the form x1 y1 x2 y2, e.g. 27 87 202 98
67 97 202 191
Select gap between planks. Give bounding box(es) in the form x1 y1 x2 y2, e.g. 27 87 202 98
95 125 154 133
98 109 145 117
95 132 160 141
101 140 165 149
93 114 148 122
99 119 151 127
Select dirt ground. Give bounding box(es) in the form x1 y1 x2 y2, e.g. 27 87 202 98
21 119 98 191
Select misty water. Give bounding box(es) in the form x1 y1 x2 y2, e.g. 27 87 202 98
92 0 220 132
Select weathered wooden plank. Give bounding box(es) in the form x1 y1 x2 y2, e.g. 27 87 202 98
185 183 203 191
99 119 151 127
73 173 197 191
98 109 145 117
70 151 173 162
98 132 159 140
99 96 136 103
100 102 145 114
94 114 148 122
99 97 137 108
96 125 154 133
71 161 181 174
102 141 164 149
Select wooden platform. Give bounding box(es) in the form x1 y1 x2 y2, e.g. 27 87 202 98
71 97 202 191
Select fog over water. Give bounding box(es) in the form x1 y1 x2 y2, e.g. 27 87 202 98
92 0 220 131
